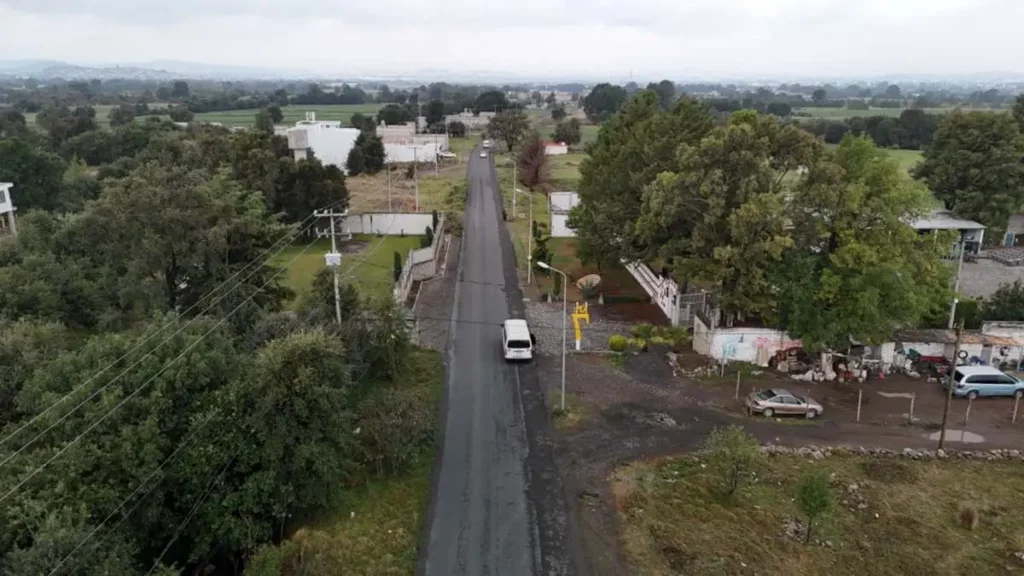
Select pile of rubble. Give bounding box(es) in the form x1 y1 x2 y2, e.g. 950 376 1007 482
762 444 1024 461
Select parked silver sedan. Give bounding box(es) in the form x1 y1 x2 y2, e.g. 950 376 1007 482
746 388 823 419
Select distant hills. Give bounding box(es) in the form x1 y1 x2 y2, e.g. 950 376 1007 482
0 59 316 81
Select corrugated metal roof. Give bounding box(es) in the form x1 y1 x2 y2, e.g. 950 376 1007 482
896 329 1022 347
911 210 985 231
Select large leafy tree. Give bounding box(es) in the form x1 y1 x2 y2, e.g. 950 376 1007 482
552 118 582 146
582 83 628 122
775 136 953 347
487 109 529 152
516 130 548 190
376 104 412 126
914 111 1024 241
635 111 817 317
570 92 714 268
473 90 510 113
645 80 676 110
0 138 68 212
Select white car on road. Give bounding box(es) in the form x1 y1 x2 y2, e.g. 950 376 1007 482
502 319 534 361
479 151 488 158
482 139 492 149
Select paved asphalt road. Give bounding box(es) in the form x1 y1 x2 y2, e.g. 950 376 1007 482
423 149 542 575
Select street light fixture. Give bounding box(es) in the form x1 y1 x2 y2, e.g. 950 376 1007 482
536 260 568 412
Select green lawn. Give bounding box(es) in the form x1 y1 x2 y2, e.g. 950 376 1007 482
824 144 923 175
195 103 382 127
271 234 422 304
548 152 585 190
540 124 600 149
794 106 999 119
620 454 1024 576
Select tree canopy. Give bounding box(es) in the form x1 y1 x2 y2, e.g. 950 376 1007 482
582 83 628 123
487 110 529 152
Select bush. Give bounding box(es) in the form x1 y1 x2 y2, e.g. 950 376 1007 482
580 279 599 300
632 323 654 340
703 425 763 499
356 385 435 477
958 503 980 530
608 335 628 352
245 544 284 576
392 251 403 282
796 470 833 543
626 337 647 352
649 335 670 346
420 225 434 248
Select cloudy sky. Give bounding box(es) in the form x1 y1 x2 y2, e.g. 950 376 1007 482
0 0 1021 80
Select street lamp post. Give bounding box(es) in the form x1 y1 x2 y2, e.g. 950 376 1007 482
515 187 533 284
537 261 568 412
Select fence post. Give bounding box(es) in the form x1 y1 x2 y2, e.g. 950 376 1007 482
857 389 863 423
964 398 973 429
908 392 915 423
734 371 741 400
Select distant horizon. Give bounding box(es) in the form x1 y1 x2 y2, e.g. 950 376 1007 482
2 57 1024 86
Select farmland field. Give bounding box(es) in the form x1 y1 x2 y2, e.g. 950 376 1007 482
794 106 1001 119
195 103 382 127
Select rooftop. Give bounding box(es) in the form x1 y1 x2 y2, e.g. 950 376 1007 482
911 210 985 231
896 329 1021 347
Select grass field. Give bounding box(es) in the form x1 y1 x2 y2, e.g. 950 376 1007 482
540 123 600 149
548 152 586 190
271 234 422 304
619 454 1024 575
281 347 443 574
195 103 382 127
824 143 924 175
794 106 1001 119
22 103 170 128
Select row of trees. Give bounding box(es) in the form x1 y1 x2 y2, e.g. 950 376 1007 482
0 103 439 572
569 91 954 349
798 109 942 149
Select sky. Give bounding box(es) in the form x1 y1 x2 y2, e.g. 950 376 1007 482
0 0 1022 80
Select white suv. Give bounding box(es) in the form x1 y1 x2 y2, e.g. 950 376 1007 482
502 319 534 361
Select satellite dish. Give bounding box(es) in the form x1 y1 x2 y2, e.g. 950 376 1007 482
576 274 601 290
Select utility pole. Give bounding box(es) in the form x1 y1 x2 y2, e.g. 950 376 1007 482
948 240 966 329
938 320 964 450
434 131 439 177
314 208 346 325
411 145 421 211
386 160 392 211
512 161 518 219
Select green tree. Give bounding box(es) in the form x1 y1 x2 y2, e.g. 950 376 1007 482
447 121 466 137
766 102 792 117
58 157 102 212
171 80 190 98
255 109 275 135
516 130 548 190
0 138 68 212
168 105 194 122
108 104 136 127
425 99 446 127
0 319 69 427
1013 94 1024 132
267 104 284 124
545 91 557 108
645 79 676 109
487 109 529 152
393 251 403 282
980 281 1024 321
635 112 816 318
275 158 349 223
571 92 714 269
776 135 952 348
360 134 386 174
812 88 827 103
796 470 833 544
346 144 366 176
914 111 1024 241
703 425 763 499
349 112 377 133
582 83 628 122
550 105 567 121
474 90 510 113
377 104 413 126
552 118 582 146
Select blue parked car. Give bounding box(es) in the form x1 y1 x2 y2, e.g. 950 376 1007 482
945 366 1024 400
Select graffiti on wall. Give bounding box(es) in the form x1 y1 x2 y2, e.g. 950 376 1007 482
754 336 802 354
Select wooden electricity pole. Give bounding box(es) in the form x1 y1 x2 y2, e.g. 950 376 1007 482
938 321 964 450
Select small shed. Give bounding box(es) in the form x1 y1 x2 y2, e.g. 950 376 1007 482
892 329 1023 369
543 141 569 156
911 210 985 254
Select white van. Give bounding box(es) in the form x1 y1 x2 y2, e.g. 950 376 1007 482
482 139 492 149
502 319 534 361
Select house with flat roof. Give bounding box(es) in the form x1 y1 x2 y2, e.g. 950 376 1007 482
911 210 985 254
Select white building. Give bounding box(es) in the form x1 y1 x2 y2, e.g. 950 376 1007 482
384 142 444 164
549 191 579 237
286 112 362 172
544 141 569 156
376 122 417 141
0 183 17 238
444 109 496 130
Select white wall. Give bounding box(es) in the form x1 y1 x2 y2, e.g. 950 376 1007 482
694 322 802 366
384 142 443 163
343 212 434 236
0 183 13 214
287 123 361 171
551 213 576 237
544 144 568 156
549 191 579 211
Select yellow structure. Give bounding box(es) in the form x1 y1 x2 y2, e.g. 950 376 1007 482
571 302 590 350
